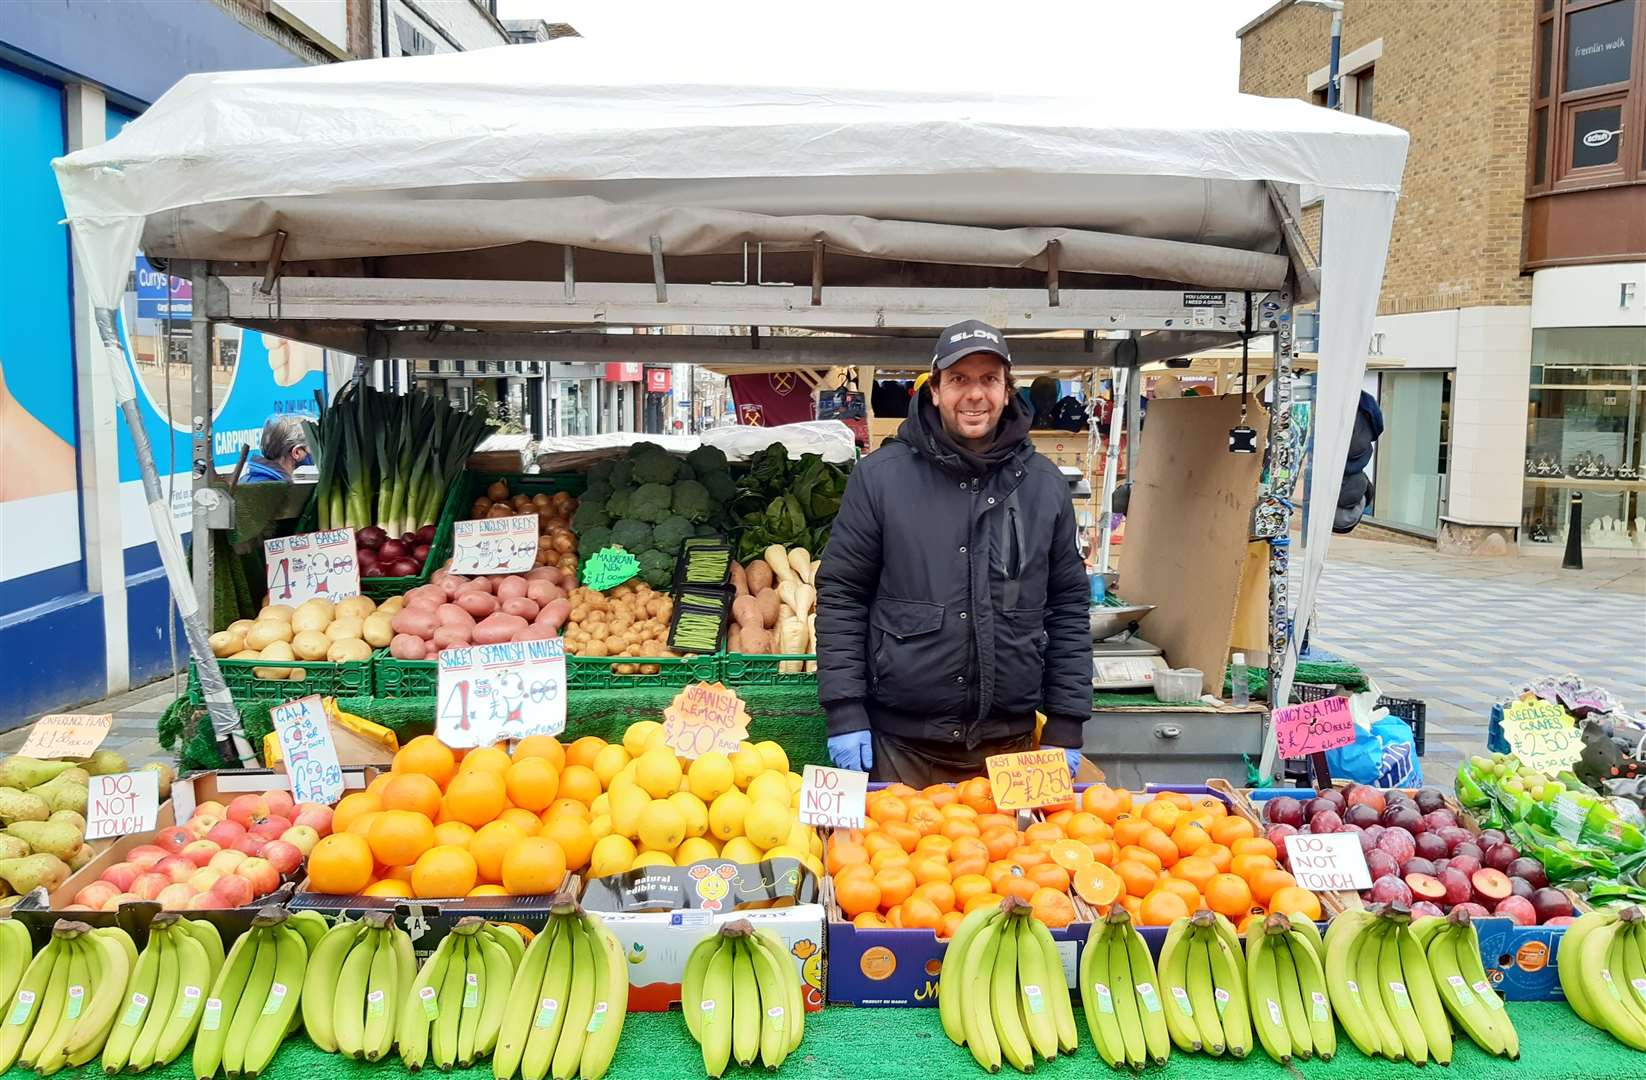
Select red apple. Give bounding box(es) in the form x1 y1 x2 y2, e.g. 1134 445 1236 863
156 883 195 911
184 814 222 840
105 892 141 910
153 827 194 855
127 845 170 868
235 857 279 896
61 904 93 912
262 789 296 820
210 874 256 908
260 840 303 876
99 862 142 892
73 881 120 909
131 872 170 901
207 849 247 875
226 794 272 830
180 840 222 868
188 892 225 910
186 867 223 894
248 815 292 841
292 805 334 836
205 820 247 849
193 800 227 820
232 834 269 858
279 825 320 857
156 856 197 884
1545 916 1578 927
1494 895 1537 926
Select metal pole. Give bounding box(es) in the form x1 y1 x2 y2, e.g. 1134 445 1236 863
188 263 214 623
1258 286 1298 779
1563 492 1585 569
1097 365 1127 575
1125 358 1142 484
1327 8 1343 109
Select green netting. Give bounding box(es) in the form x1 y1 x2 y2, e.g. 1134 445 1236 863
1223 660 1370 702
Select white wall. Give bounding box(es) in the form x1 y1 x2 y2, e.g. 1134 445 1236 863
1531 263 1646 329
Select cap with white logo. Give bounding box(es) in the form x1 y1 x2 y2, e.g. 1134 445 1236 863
932 319 1011 372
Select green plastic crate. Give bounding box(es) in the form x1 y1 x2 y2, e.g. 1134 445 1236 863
373 651 437 698
293 476 467 602
188 654 374 705
719 653 818 686
568 653 721 689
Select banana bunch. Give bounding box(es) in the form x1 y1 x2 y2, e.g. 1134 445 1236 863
1155 910 1253 1058
1322 905 1450 1065
1557 904 1646 1052
938 898 1076 1073
0 919 133 1075
304 909 417 1062
193 906 323 1080
101 913 225 1073
1080 907 1167 1072
680 919 806 1077
492 905 627 1080
1411 909 1518 1058
1244 911 1335 1064
397 917 522 1072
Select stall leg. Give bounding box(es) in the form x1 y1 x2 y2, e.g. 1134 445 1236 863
189 263 214 623
1563 492 1584 570
1258 288 1297 780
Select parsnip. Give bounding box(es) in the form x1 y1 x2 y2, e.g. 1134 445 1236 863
805 612 818 673
765 544 798 585
778 615 807 673
778 579 798 613
788 547 812 584
794 583 816 617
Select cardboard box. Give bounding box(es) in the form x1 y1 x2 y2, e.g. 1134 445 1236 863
596 905 826 1013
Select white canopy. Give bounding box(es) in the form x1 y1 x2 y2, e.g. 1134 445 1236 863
53 38 1407 766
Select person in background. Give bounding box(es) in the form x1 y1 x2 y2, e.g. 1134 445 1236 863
241 414 310 483
816 320 1092 785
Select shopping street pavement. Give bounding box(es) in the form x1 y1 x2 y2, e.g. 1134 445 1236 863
4 537 1642 783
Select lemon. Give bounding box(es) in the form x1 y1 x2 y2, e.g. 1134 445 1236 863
590 792 610 818
589 814 613 840
592 744 631 787
787 771 803 795
720 836 763 864
708 789 751 841
635 745 684 800
609 784 651 840
622 720 663 757
688 752 736 803
631 850 675 868
754 741 789 774
612 761 639 792
808 830 824 858
588 834 637 877
743 799 791 850
801 853 825 880
761 844 806 863
731 745 767 790
746 771 791 809
785 821 812 852
637 800 687 852
667 791 709 839
674 836 719 866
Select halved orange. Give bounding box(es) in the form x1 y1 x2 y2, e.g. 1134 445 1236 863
1049 838 1096 871
1073 863 1124 908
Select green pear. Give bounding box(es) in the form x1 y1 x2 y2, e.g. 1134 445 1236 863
137 761 176 800
67 844 94 871
80 749 128 776
48 809 86 833
3 820 83 860
0 853 70 895
0 836 28 860
29 774 87 815
0 756 76 790
0 788 49 825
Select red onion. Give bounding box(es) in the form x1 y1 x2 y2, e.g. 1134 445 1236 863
358 548 381 572
357 525 388 550
413 543 431 561
380 539 408 561
416 524 438 544
386 558 419 576
401 532 419 547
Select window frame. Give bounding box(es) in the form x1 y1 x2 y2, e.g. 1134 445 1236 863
1528 0 1646 195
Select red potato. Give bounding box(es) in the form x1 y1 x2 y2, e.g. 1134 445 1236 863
456 591 499 618
536 597 571 631
513 624 560 642
406 584 447 609
432 624 472 650
390 609 440 639
438 575 469 599
525 580 564 607
524 566 562 584
388 633 428 660
473 612 528 644
459 575 495 594
435 603 476 628
496 576 529 603
501 597 540 620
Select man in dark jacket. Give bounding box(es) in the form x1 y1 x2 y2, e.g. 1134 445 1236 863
816 320 1092 784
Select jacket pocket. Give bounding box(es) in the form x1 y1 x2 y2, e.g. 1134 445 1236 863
992 606 1047 714
868 598 953 713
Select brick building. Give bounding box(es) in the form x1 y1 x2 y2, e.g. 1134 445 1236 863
1239 0 1645 560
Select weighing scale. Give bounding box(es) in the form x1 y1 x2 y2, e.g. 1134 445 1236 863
1089 604 1169 690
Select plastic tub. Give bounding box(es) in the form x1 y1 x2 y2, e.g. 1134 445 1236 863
1153 667 1202 702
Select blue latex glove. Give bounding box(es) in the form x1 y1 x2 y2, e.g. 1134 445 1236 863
1064 748 1085 778
829 731 874 773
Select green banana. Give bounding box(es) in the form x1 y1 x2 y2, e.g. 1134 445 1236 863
1582 917 1646 1050
680 930 720 1045
303 918 363 1054
66 925 133 1069
1288 912 1325 967
938 903 999 1046
127 922 176 1072
1206 919 1251 1059
989 913 1034 1072
1078 918 1123 1070
578 917 630 1080
404 931 457 1074
334 925 379 1060
486 924 525 969
1185 930 1223 1055
1288 927 1335 1060
750 928 804 1055
1355 918 1401 1061
696 938 734 1079
157 925 212 1067
960 915 1004 1073
1246 922 1291 1063
1323 908 1382 1059
744 926 792 1070
1108 921 1146 1068
0 929 53 1073
457 934 484 1067
550 919 596 1080
242 921 307 1078
1121 913 1169 1066
1397 919 1450 1065
1269 923 1311 1058
194 920 257 1080
474 924 514 1058
1013 917 1062 1062
287 911 328 956
21 931 71 1070
432 932 469 1071
492 918 549 1080
1021 915 1077 1055
0 919 30 1013
221 928 277 1078
521 919 573 1080
1376 921 1426 1064
1158 917 1202 1054
35 931 91 1076
102 920 163 1073
1426 919 1504 1057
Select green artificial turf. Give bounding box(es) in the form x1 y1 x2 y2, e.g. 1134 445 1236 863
3 1001 1638 1080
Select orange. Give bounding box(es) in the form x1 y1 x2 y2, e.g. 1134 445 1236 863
1073 864 1123 908
1112 817 1152 848
380 773 443 818
443 769 509 828
964 892 1005 914
362 878 412 898
1172 855 1220 892
982 827 1020 862
1140 800 1181 833
868 795 908 824
367 809 436 867
332 791 382 835
1199 844 1233 873
498 807 544 836
539 814 595 872
1030 886 1078 928
500 836 567 895
511 735 566 770
1049 839 1095 871
914 881 957 914
1190 794 1228 819
433 820 476 848
459 745 512 777
1268 886 1322 921
948 836 989 865
1045 809 1074 831
998 874 1039 903
958 777 997 814
308 833 374 894
976 814 1016 834
907 801 943 836
393 735 456 788
863 831 903 859
937 910 966 940
1064 813 1111 844
1206 873 1254 918
411 844 478 898
827 839 869 876
1088 839 1119 867
1238 912 1265 935
1155 791 1194 810
544 798 589 823
1008 846 1049 871
1024 821 1064 847
952 874 994 909
469 820 528 883
1081 784 1131 823
901 896 942 931
1231 853 1277 882
921 783 958 808
852 911 890 929
1139 829 1180 870
564 736 607 769
467 884 509 897
875 866 917 908
366 772 395 798
939 803 978 820
885 905 902 928
346 811 383 838
1118 845 1163 874
556 765 601 806
1231 836 1280 861
881 821 921 854
914 835 954 859
382 863 415 883
1171 819 1213 858
869 847 910 872
1249 867 1297 906
503 757 560 812
940 818 982 841
882 783 918 799
948 852 988 879
1114 859 1159 899
911 857 951 887
1157 877 1202 909
1210 816 1257 847
1138 889 1191 926
1026 861 1071 893
1121 895 1143 920
836 875 882 919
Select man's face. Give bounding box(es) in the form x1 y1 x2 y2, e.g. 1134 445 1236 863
933 353 1009 447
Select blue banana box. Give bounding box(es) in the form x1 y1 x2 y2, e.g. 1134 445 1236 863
1471 915 1569 1001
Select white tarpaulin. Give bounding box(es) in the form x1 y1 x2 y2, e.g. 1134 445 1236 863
51 38 1406 766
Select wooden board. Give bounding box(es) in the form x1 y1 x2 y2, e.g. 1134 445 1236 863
1117 395 1267 696
1230 540 1271 665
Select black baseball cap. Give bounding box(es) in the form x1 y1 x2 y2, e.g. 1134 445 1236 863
932 319 1012 372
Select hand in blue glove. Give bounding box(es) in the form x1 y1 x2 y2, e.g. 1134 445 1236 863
828 730 874 773
1064 748 1085 778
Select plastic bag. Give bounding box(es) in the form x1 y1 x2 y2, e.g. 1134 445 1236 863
1322 687 1422 787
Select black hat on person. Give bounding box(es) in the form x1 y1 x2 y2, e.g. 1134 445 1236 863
932 319 1012 372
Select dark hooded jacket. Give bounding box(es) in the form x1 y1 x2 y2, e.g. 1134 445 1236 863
815 388 1092 750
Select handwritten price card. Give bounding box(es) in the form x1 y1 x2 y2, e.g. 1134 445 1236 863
450 515 539 574
1271 695 1357 759
264 529 360 605
986 748 1074 811
86 771 160 840
270 695 345 805
661 682 750 760
581 547 641 592
17 713 113 760
437 638 568 748
1502 696 1583 774
798 764 868 829
1284 832 1372 892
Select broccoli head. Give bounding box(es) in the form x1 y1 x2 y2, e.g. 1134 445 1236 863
586 459 616 484
630 448 682 485
652 515 696 556
578 525 613 555
609 459 634 488
687 444 729 479
630 482 675 524
571 500 610 531
637 549 676 589
604 488 633 519
580 479 612 506
701 470 738 504
610 518 653 552
694 523 722 539
670 478 712 523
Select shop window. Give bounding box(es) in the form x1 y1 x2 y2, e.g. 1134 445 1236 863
1570 101 1625 168
1535 108 1550 184
1528 0 1643 191
1565 0 1635 92
1352 66 1374 119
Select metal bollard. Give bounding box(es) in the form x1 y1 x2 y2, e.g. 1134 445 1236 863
1562 491 1583 570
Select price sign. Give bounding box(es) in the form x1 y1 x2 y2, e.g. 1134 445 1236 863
17 713 113 760
450 515 539 575
581 546 641 592
985 749 1074 812
1501 697 1583 774
263 529 360 605
1284 832 1372 892
86 771 160 840
1271 696 1356 759
270 695 345 805
436 638 568 749
661 682 749 760
798 764 868 829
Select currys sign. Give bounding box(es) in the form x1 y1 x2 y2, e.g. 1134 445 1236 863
134 256 192 320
